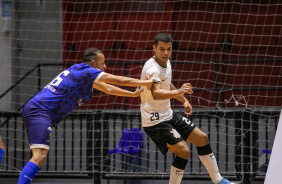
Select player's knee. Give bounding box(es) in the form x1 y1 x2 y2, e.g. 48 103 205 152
196 132 209 147
175 145 190 159
182 147 190 157
33 154 47 163
32 152 48 166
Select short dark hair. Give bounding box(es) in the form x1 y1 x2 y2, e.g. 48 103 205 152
154 33 173 45
83 48 103 63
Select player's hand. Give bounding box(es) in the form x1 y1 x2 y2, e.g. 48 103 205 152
133 87 144 97
183 101 192 116
178 83 193 95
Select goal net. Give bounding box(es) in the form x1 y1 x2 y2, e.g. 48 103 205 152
0 0 281 182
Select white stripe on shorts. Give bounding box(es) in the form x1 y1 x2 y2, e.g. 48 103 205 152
30 144 49 150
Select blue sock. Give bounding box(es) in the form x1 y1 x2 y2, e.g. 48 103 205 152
18 161 40 184
0 148 3 167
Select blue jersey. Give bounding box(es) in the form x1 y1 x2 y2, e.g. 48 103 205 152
30 63 104 126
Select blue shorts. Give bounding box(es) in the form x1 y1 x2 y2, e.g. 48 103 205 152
22 101 53 150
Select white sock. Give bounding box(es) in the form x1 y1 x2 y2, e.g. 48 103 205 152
199 153 222 183
169 165 184 184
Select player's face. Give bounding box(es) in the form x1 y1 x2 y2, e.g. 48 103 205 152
153 41 172 67
92 53 106 71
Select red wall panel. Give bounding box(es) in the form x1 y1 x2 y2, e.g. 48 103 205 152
115 14 172 50
63 1 282 110
172 2 224 50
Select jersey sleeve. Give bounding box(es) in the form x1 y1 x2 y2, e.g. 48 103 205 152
94 72 105 82
146 66 161 83
84 67 104 82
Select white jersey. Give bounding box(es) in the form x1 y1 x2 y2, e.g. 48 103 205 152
140 58 173 127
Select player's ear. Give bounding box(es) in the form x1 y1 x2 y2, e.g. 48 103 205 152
90 60 96 68
153 44 157 53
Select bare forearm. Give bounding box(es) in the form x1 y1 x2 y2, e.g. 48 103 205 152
99 73 151 88
152 89 183 100
104 84 136 97
170 83 188 103
93 82 136 97
174 95 188 103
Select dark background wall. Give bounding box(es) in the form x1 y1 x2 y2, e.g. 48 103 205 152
62 1 282 110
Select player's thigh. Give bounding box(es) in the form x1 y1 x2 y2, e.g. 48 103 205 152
143 121 184 155
24 122 52 150
168 113 208 147
31 148 49 159
171 112 196 141
186 127 209 147
22 101 53 150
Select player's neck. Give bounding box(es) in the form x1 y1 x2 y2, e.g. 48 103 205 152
84 62 91 67
153 56 167 68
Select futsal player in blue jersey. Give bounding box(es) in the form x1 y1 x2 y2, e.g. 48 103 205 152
17 48 153 184
0 136 4 168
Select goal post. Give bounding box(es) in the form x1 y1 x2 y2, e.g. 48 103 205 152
265 110 282 184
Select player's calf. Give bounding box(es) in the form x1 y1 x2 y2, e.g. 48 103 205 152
197 143 223 183
30 148 48 167
170 156 188 184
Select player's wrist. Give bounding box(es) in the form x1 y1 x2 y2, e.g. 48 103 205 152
133 91 139 97
183 98 189 103
176 89 184 96
146 80 152 89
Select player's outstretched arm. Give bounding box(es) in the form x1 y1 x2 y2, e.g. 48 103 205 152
98 73 152 89
93 82 143 97
151 82 193 100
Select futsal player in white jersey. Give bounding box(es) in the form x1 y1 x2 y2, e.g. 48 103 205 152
140 33 234 184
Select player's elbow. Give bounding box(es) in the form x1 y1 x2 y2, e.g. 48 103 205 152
105 88 113 95
103 90 111 95
102 86 113 95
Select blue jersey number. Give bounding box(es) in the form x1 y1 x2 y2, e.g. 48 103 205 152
49 71 70 87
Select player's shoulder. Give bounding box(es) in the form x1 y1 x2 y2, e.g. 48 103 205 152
72 63 101 72
144 58 158 69
67 63 86 72
167 59 172 68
